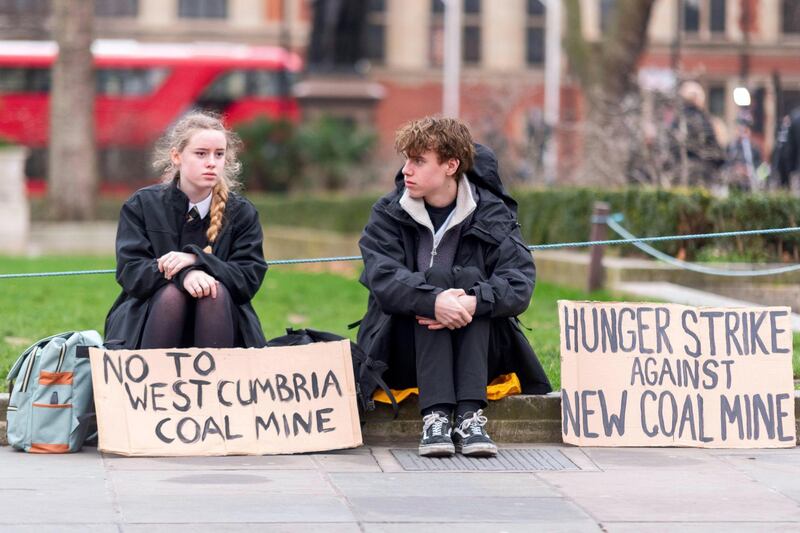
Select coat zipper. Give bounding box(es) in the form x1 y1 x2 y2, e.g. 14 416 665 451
429 209 459 268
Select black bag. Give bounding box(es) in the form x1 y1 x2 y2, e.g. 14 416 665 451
265 328 398 420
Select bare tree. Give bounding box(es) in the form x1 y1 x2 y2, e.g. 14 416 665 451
564 0 657 186
48 0 97 220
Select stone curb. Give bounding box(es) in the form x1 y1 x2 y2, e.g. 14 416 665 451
362 392 563 443
2 392 799 447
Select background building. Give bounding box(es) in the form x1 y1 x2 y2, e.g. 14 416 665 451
2 0 800 182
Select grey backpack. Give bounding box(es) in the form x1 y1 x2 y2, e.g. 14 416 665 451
6 331 103 453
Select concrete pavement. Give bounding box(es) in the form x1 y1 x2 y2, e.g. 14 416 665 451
1 443 800 531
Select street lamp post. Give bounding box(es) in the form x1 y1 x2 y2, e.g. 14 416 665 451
543 0 562 184
442 0 462 118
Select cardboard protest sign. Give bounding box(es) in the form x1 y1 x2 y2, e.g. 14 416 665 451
559 301 796 448
89 341 362 456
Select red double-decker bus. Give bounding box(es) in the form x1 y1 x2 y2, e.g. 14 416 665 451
0 39 302 192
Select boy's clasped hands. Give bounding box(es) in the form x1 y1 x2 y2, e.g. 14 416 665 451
416 289 477 330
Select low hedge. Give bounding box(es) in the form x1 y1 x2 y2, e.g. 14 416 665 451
253 187 800 262
30 187 800 262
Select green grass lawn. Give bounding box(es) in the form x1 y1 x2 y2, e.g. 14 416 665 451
1 256 798 391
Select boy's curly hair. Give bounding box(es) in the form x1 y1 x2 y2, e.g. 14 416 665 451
394 116 475 174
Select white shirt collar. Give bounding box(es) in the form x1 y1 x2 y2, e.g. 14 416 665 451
188 193 213 219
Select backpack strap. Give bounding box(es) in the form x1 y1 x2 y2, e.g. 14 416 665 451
370 369 398 418
6 331 71 382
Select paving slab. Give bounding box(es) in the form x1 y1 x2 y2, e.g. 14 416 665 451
1 447 106 478
362 522 602 532
0 526 119 533
0 480 119 525
108 468 336 495
122 523 362 532
580 447 724 471
329 472 560 498
538 467 800 522
312 450 383 472
110 491 356 524
101 453 317 471
604 523 800 532
1 443 800 529
717 452 800 504
348 495 595 523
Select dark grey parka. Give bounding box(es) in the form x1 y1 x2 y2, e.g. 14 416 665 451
104 182 268 349
356 145 552 396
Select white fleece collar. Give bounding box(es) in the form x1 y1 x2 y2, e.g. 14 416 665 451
399 174 477 234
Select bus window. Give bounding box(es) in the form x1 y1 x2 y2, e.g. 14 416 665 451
95 68 169 96
0 67 51 93
247 70 286 97
200 69 292 105
201 70 248 103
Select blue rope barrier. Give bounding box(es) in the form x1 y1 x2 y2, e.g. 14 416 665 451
0 224 798 280
606 217 800 277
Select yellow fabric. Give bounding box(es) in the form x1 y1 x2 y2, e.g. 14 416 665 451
372 372 522 404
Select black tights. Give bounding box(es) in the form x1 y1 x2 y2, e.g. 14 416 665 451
140 282 237 349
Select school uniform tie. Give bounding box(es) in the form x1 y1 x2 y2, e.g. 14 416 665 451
186 206 200 223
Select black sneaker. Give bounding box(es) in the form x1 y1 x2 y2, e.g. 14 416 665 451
419 411 455 457
453 409 498 457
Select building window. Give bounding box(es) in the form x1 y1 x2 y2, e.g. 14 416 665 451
365 0 386 65
462 0 481 64
683 1 700 32
464 0 480 14
784 0 800 34
528 0 545 16
95 0 138 17
600 0 616 33
709 0 725 33
0 0 49 15
178 0 226 19
683 0 726 35
526 0 545 66
429 0 481 66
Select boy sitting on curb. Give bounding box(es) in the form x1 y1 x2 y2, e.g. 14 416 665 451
356 117 551 457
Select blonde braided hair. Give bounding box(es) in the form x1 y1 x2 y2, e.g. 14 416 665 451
152 110 243 254
204 179 229 253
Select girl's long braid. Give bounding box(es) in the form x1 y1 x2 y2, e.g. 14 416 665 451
204 179 229 253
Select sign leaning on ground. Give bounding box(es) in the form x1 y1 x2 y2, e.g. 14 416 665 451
89 341 362 456
559 301 796 448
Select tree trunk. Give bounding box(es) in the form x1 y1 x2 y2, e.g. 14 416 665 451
48 0 97 220
564 0 657 186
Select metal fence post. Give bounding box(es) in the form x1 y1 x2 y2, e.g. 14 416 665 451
588 202 609 292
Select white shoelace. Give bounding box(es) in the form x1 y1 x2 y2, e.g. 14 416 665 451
458 409 488 436
422 412 449 437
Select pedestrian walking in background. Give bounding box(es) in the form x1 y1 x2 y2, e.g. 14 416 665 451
773 106 800 192
724 111 764 192
670 81 726 188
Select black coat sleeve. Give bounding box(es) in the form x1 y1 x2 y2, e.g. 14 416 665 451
115 196 170 300
180 201 267 305
471 225 535 318
359 202 442 317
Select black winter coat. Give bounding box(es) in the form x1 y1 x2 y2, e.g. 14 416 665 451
104 182 268 349
356 146 552 396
